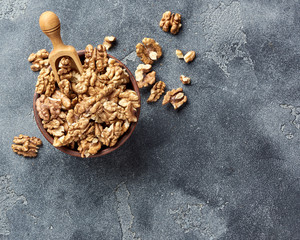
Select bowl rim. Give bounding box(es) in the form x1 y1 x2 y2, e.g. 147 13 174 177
33 50 141 158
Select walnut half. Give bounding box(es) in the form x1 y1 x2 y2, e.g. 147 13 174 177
159 11 182 35
162 88 187 109
11 134 42 157
147 81 166 103
136 38 162 65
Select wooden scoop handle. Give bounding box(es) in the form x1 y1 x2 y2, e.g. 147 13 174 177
39 11 65 49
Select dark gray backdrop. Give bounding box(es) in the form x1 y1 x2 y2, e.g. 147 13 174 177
0 0 299 239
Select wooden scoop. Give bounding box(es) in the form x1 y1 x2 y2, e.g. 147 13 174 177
39 11 83 81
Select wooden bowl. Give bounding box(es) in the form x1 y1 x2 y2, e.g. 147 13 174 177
33 50 141 158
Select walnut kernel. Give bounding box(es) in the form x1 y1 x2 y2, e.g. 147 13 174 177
11 134 42 157
136 38 162 64
180 75 191 85
184 51 196 63
103 36 116 50
159 11 182 35
135 64 156 88
147 81 166 103
162 88 187 109
28 49 49 72
176 49 184 59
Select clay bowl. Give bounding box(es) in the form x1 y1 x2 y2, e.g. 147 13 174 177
33 50 141 158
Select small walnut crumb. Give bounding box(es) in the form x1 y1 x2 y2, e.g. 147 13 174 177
184 51 196 63
28 49 49 72
160 11 182 35
162 88 187 109
176 49 184 59
136 38 162 65
103 36 116 50
11 134 42 157
135 64 156 88
180 75 191 85
147 81 166 103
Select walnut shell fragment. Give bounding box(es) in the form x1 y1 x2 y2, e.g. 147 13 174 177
11 134 42 157
147 81 166 103
180 75 191 85
136 38 162 65
159 11 182 35
162 88 187 109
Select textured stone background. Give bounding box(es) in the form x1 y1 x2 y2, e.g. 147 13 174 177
0 0 300 239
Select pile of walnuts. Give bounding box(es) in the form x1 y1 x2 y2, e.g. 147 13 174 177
33 44 140 158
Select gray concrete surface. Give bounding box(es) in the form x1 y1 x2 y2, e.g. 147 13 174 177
0 0 300 239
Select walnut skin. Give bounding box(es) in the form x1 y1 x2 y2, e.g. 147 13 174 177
162 88 187 109
136 38 162 65
147 81 166 103
160 11 182 35
11 134 42 157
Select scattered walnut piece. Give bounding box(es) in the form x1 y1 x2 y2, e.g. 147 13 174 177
147 81 166 103
11 134 42 157
35 67 56 97
180 75 191 85
136 38 162 64
159 11 172 32
162 88 187 109
176 49 184 59
103 36 116 50
170 13 182 34
28 49 50 72
184 51 196 63
160 11 182 35
135 64 156 88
